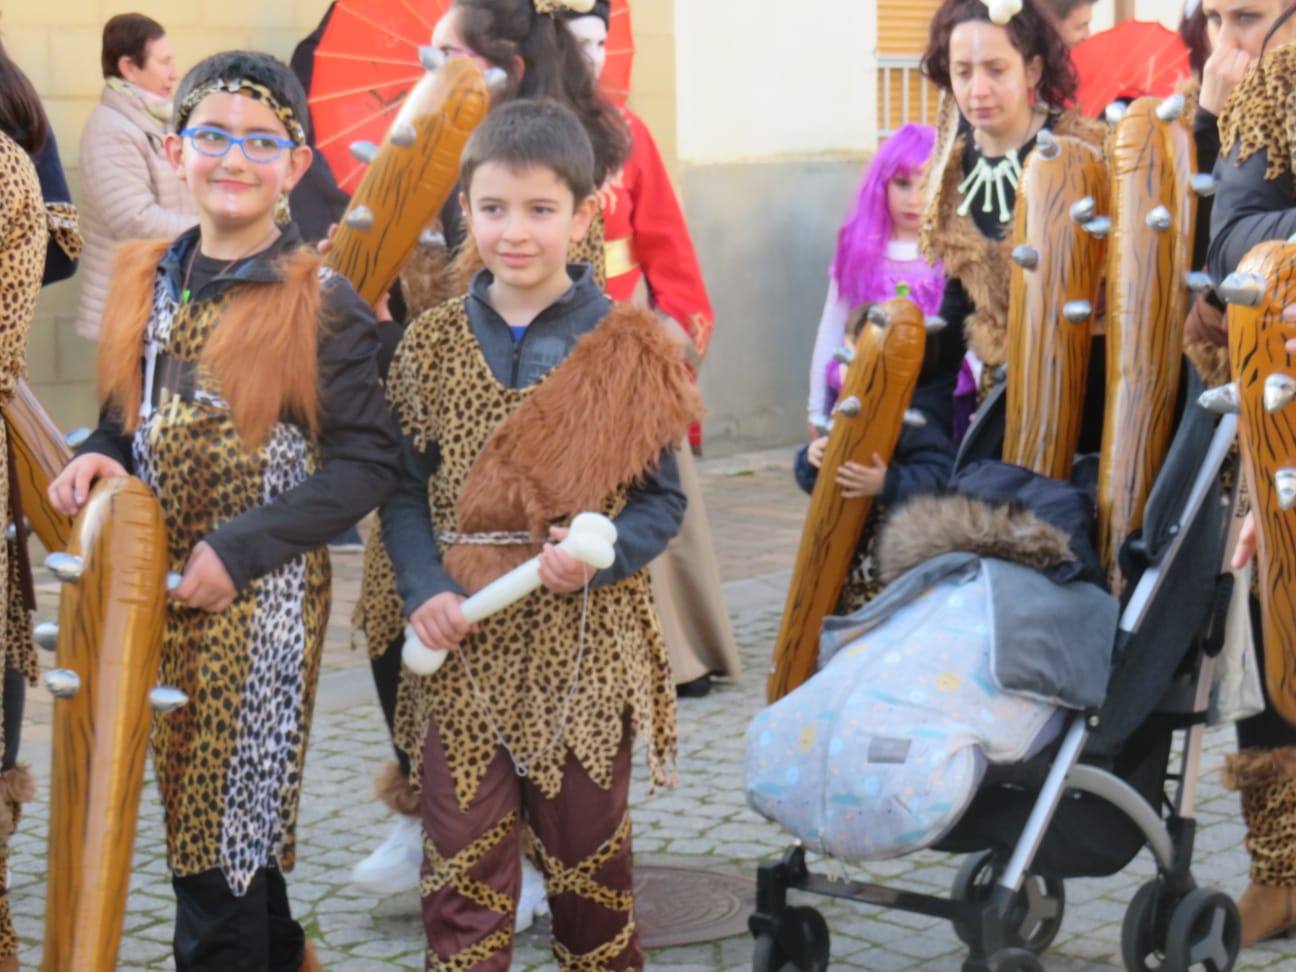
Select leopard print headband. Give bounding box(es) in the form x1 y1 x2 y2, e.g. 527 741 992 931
533 0 596 16
175 78 306 146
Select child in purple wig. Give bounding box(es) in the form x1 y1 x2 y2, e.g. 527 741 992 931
806 124 946 429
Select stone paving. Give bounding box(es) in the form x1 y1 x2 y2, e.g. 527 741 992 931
9 448 1296 970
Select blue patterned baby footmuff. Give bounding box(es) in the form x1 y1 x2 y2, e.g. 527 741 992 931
746 568 1059 861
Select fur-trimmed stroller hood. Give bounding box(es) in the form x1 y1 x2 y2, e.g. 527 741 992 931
877 460 1106 589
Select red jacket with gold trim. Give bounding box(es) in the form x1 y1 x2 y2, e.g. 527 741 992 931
600 109 715 359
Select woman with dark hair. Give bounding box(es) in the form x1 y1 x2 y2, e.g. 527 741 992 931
1038 0 1096 47
918 0 1104 440
0 32 53 972
555 0 741 698
76 12 194 340
412 0 629 261
1207 0 1296 947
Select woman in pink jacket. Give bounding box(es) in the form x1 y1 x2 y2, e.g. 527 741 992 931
75 13 195 340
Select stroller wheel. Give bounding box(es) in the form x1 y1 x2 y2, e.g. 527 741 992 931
951 850 1065 954
1121 879 1169 972
989 947 1044 972
752 906 830 972
1163 888 1241 972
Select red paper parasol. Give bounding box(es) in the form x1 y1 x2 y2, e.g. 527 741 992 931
1071 20 1191 118
309 0 634 192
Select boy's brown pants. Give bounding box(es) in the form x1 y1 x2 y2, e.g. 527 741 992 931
420 720 642 972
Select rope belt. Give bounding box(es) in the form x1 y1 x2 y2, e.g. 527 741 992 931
439 530 538 546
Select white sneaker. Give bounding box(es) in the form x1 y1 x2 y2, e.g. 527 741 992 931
351 814 423 894
515 855 550 933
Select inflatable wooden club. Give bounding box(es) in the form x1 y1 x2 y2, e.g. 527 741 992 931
1003 129 1107 480
1220 240 1296 726
325 53 493 306
767 295 932 703
2 378 75 552
40 477 177 971
1096 94 1205 595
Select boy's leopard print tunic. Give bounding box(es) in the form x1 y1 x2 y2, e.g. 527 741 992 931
354 216 608 658
132 276 330 895
385 298 676 811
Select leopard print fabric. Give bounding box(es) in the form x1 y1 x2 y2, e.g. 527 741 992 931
386 299 677 811
836 505 884 615
0 133 44 764
131 276 330 895
1238 776 1296 886
1219 43 1296 182
355 221 610 658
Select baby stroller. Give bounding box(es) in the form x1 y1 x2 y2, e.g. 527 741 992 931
745 373 1242 972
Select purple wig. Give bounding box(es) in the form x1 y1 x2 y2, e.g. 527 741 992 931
830 123 937 309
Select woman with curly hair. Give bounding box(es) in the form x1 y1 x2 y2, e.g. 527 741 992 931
918 0 1105 441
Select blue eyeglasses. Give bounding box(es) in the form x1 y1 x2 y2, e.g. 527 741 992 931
179 125 296 163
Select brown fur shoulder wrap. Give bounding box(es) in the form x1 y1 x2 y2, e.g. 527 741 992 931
443 304 703 593
876 494 1076 584
97 238 323 451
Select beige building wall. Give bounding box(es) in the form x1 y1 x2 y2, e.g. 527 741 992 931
673 0 881 452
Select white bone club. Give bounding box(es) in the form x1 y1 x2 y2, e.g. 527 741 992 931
402 512 618 675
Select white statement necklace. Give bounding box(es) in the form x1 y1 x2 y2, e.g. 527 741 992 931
956 149 1023 224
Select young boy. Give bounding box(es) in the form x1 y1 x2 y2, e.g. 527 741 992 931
49 51 398 972
381 98 699 970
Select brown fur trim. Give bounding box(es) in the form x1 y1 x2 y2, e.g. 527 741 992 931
97 239 174 429
1184 337 1232 388
0 764 35 842
399 239 455 321
876 495 1076 584
203 248 321 450
1177 75 1201 116
919 109 1106 368
450 234 486 295
374 760 420 817
444 305 703 593
1224 747 1296 790
98 241 322 452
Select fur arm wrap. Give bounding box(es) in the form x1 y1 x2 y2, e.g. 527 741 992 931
443 304 703 593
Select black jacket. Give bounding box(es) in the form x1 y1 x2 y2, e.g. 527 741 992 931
381 265 686 615
1191 106 1221 279
33 133 77 286
793 419 954 509
77 223 400 590
1208 143 1296 283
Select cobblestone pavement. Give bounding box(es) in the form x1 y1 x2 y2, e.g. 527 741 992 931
10 449 1296 970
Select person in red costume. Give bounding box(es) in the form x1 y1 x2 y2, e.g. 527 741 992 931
562 1 741 694
563 2 715 446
